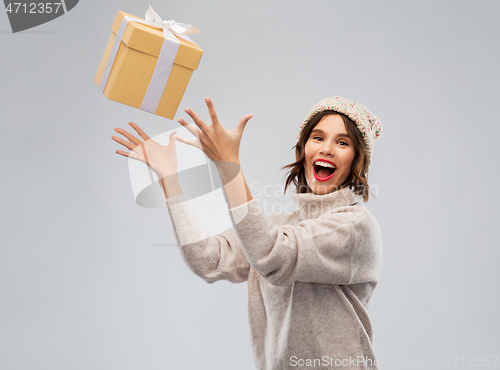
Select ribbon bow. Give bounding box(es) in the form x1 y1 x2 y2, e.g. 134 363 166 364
145 5 199 41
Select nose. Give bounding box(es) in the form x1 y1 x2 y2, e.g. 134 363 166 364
319 141 334 156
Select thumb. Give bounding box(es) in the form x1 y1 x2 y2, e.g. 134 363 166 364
169 131 178 145
236 114 253 133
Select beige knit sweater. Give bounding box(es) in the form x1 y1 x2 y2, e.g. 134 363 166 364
165 186 382 370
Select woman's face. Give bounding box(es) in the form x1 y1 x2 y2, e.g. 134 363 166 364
303 114 356 195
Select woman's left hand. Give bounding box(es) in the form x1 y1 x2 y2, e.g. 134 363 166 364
175 97 253 164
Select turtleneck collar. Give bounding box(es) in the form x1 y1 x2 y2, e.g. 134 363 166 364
291 186 364 220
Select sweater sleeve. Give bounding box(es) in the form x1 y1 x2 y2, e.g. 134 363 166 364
227 198 382 286
166 194 251 284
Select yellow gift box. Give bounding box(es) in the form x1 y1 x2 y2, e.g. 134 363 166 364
94 9 203 119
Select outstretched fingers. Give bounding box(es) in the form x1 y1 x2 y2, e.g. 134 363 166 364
115 149 130 158
112 135 136 151
236 114 254 133
174 134 203 151
115 149 140 161
177 117 201 139
204 97 220 126
114 127 141 146
129 122 151 141
184 107 209 132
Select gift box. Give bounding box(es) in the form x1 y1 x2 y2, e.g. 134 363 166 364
94 9 203 119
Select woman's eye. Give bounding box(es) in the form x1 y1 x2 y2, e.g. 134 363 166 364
311 137 348 145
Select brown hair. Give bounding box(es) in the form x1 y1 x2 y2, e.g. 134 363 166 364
281 111 371 202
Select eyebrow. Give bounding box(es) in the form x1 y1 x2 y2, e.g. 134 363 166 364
310 128 350 138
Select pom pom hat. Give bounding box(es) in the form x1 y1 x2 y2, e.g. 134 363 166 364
297 96 382 166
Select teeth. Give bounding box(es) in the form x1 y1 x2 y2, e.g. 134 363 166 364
315 161 335 168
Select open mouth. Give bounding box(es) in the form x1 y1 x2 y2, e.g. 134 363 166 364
313 160 336 181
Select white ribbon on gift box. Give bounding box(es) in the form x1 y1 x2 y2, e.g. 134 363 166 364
99 5 200 115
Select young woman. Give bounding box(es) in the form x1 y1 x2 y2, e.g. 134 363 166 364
112 96 383 370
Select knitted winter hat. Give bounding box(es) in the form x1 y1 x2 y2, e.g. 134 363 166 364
297 96 382 166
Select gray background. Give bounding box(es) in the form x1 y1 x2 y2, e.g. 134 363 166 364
1 0 499 369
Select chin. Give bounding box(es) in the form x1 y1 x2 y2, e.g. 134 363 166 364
312 186 331 195
305 180 331 195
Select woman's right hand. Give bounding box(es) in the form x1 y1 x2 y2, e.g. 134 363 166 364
112 122 178 179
